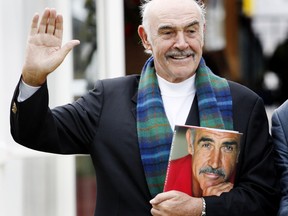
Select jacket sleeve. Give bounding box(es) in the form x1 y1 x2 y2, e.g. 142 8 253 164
10 80 103 154
204 92 280 215
272 106 288 216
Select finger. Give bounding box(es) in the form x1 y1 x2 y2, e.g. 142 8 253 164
46 8 57 34
54 14 63 39
63 40 80 52
38 8 50 33
58 40 80 60
150 190 179 205
30 13 40 36
204 182 233 196
151 206 161 216
216 182 233 191
221 183 233 192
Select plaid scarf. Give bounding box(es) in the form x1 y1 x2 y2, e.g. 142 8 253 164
136 56 233 197
195 58 233 130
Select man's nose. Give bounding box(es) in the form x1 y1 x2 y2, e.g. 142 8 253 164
208 149 222 169
174 32 189 50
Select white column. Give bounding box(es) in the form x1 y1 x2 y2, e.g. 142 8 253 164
0 0 26 215
1 0 126 215
97 0 125 79
26 1 76 216
43 1 77 213
0 0 76 215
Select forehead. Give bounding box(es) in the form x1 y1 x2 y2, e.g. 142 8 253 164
148 0 202 29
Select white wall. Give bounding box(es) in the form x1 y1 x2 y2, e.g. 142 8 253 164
0 0 125 215
0 0 76 215
0 0 26 214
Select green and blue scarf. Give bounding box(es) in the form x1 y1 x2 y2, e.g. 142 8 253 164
136 56 233 197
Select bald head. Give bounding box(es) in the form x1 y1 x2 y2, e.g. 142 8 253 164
140 0 206 33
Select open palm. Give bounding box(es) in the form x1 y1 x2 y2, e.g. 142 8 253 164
22 8 80 86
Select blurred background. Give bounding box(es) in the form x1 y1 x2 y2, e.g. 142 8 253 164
1 0 288 215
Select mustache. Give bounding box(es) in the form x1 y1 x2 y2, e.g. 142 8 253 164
166 50 195 57
199 166 226 178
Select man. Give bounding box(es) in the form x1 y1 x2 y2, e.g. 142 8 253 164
164 126 241 197
272 99 288 216
10 0 279 215
189 127 241 197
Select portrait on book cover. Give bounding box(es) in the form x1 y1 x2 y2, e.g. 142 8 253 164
164 125 242 197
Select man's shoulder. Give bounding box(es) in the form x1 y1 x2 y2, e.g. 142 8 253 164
274 99 288 119
94 74 140 98
101 74 140 84
228 80 258 98
228 80 261 104
227 80 267 123
99 74 140 89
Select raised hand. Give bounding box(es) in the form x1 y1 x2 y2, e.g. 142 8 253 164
22 8 80 86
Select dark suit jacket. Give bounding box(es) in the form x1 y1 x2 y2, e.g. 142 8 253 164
272 99 288 216
10 75 279 215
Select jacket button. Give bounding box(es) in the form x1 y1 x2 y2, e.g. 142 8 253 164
12 102 17 114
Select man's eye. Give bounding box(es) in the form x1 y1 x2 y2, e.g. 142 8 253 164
224 146 234 152
163 31 172 35
202 143 211 148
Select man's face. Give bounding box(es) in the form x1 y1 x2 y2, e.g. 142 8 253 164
189 129 240 191
138 0 205 83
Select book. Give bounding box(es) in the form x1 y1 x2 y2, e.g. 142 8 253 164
164 125 242 197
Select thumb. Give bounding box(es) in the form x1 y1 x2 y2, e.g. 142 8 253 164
60 39 80 57
48 39 80 73
150 192 170 205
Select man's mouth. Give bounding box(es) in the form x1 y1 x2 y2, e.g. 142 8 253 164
199 167 226 179
203 172 222 180
167 51 195 60
171 54 193 60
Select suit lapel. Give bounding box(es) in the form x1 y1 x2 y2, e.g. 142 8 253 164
185 95 200 126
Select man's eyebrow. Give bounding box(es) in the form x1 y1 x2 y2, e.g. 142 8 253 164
197 136 214 145
222 141 239 146
185 20 200 28
158 25 174 32
197 137 239 146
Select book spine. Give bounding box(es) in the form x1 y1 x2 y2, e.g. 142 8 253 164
163 128 177 192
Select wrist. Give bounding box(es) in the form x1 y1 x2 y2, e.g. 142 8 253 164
22 68 46 87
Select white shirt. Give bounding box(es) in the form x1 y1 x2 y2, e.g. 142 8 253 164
156 74 196 131
18 80 40 102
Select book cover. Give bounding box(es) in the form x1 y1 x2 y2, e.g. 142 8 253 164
164 125 242 197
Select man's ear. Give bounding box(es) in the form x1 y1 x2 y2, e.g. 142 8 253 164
138 25 152 51
186 129 194 155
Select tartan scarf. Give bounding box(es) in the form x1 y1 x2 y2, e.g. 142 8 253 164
136 56 233 197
